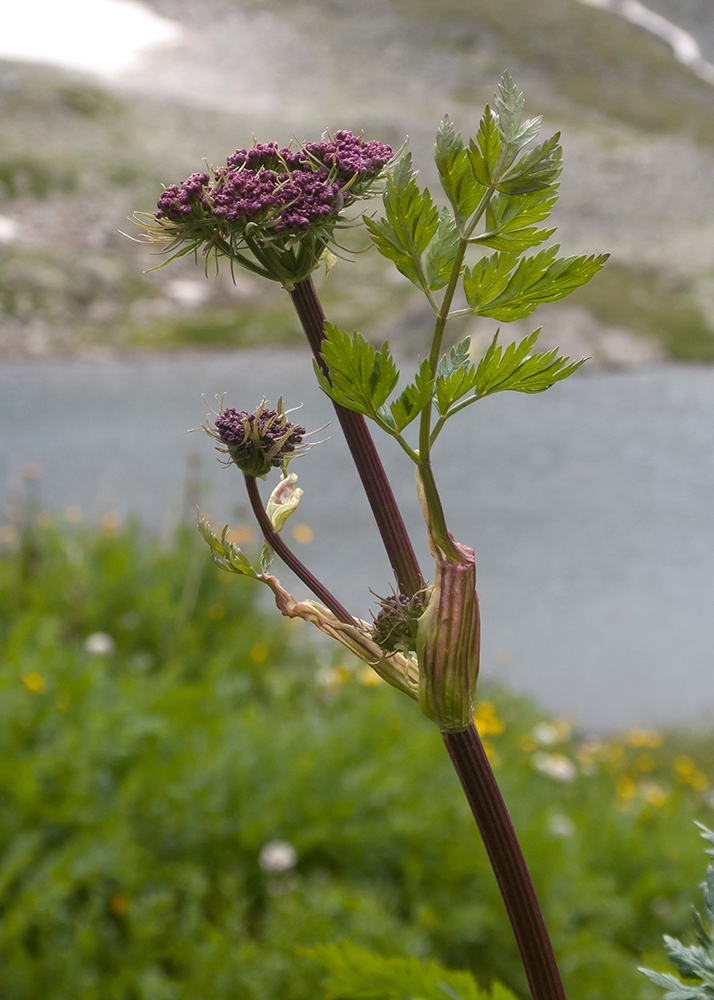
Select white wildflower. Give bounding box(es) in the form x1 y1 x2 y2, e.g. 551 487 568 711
533 753 577 782
259 840 297 874
84 632 115 656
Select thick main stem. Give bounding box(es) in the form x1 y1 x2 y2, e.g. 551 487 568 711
443 723 567 1000
289 278 424 598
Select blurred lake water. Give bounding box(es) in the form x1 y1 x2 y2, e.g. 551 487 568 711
1 350 713 732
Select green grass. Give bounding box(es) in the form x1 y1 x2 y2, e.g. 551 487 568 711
1 518 714 998
129 303 304 350
54 83 125 121
0 248 155 329
569 263 714 362
0 156 76 200
401 0 714 145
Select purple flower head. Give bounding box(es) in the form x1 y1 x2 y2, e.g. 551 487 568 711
206 397 307 478
146 130 394 285
226 142 308 174
305 131 393 190
207 163 341 232
155 132 392 235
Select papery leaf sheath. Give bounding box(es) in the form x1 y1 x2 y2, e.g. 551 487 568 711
417 537 480 732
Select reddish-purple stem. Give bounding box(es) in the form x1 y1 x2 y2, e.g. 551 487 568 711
289 278 424 598
443 723 568 1000
244 474 358 628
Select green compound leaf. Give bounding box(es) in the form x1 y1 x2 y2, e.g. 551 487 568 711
303 940 515 1000
471 225 555 253
497 132 563 194
640 852 714 1000
364 153 439 291
494 71 526 146
425 207 461 290
436 338 472 378
696 820 714 859
488 189 558 231
692 907 713 949
435 115 486 225
315 323 400 419
435 363 479 417
463 251 518 309
470 139 561 250
197 513 259 578
260 540 274 574
478 188 558 253
388 359 434 431
467 105 501 188
463 245 609 321
493 72 542 172
639 969 702 1000
472 330 587 399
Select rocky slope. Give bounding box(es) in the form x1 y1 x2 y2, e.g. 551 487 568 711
1 0 714 363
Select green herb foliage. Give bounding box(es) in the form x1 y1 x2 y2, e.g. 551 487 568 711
304 941 516 1000
2 521 714 1000
641 825 714 1000
319 75 607 467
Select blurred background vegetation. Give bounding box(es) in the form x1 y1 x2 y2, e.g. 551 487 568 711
1 518 714 999
2 0 714 363
3 3 714 998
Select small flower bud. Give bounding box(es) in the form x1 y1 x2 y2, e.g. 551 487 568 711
416 540 480 732
371 589 425 655
203 397 310 478
266 473 303 533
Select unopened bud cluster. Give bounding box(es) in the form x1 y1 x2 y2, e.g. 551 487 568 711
155 132 392 236
204 398 307 479
372 590 425 655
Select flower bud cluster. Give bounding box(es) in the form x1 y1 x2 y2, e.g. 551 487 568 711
202 397 308 479
371 589 425 655
304 131 393 187
154 133 392 236
156 171 210 221
209 164 341 232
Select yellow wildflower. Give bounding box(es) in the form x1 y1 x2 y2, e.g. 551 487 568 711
474 701 505 736
249 642 268 663
291 523 314 544
616 776 637 800
359 667 382 687
23 673 46 694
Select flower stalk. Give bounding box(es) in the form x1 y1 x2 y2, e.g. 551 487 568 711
289 277 425 598
243 473 357 627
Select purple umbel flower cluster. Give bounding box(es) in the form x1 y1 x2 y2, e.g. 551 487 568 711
306 131 393 182
155 133 393 235
214 404 306 478
210 164 341 232
156 172 210 220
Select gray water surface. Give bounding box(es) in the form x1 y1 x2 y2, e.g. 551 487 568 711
1 350 713 731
